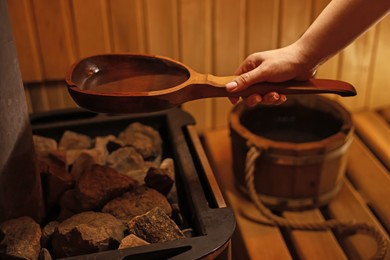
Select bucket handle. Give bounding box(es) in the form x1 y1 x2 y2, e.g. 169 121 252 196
244 144 388 260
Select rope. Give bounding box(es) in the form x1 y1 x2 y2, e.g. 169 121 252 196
244 145 388 260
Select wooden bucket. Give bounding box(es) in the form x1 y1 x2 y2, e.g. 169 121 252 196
229 95 354 210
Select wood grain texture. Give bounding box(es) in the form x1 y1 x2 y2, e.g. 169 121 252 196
6 0 390 130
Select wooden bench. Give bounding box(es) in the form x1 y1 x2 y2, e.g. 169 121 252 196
201 105 390 260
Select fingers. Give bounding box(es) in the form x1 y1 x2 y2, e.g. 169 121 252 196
228 92 287 106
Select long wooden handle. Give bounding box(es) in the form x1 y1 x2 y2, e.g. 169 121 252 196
201 75 357 97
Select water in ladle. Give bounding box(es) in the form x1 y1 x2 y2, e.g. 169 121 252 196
80 68 190 93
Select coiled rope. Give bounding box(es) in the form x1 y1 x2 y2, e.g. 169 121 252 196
244 145 388 260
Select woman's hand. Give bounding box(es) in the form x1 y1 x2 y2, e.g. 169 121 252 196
226 44 317 106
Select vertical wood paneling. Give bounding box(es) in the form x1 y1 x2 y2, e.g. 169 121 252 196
337 28 378 111
6 0 390 123
32 0 76 80
368 16 390 109
213 0 245 128
72 0 112 57
109 0 146 53
246 0 280 54
278 0 312 47
144 0 180 58
7 0 43 82
179 0 213 132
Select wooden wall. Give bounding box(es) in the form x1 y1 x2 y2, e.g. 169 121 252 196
7 0 390 133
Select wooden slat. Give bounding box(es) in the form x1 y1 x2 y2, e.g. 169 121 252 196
245 0 279 53
72 0 112 57
378 105 390 123
7 0 43 82
202 128 292 260
110 0 146 53
31 0 76 80
353 111 390 170
144 0 179 58
278 0 312 47
347 136 390 231
337 26 378 111
283 210 347 260
327 181 390 260
213 0 245 128
180 0 213 133
368 16 390 109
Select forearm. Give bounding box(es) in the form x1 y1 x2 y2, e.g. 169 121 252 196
295 0 390 69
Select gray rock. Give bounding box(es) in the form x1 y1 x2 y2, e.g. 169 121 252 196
118 234 150 249
41 221 59 249
107 147 145 176
0 216 41 260
118 123 162 162
75 164 138 211
102 186 172 224
33 135 58 153
59 130 92 150
128 207 185 244
51 211 125 258
39 248 52 260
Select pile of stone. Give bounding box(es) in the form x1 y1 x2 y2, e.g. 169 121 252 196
0 122 187 259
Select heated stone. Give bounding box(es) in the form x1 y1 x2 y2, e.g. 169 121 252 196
51 211 125 258
59 130 92 150
36 150 74 209
70 152 95 181
58 189 83 218
118 122 162 162
75 164 138 211
66 148 106 167
33 135 58 153
145 158 175 196
119 234 150 249
107 147 145 175
102 186 172 224
41 221 59 249
39 248 53 260
0 216 41 260
127 207 185 243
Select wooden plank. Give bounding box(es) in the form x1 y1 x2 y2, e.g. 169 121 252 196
278 0 312 47
378 105 390 124
327 181 390 260
179 0 213 133
72 0 112 57
245 0 280 54
27 82 50 112
109 0 146 53
7 0 43 82
202 128 292 260
337 26 378 111
31 0 76 80
367 16 390 109
144 0 179 58
346 136 390 231
353 111 390 170
283 210 347 260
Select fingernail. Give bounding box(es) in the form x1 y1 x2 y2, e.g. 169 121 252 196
226 81 238 91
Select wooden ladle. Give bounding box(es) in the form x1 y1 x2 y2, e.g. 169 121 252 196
66 53 356 113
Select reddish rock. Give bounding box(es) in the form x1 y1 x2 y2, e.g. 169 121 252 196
59 130 92 150
128 207 185 244
102 186 172 223
118 122 162 162
0 216 41 260
119 234 150 249
51 211 125 258
75 164 138 211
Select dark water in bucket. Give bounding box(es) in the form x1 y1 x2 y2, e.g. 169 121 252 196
240 105 343 143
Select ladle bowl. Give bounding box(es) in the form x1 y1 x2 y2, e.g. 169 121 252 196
65 53 357 113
